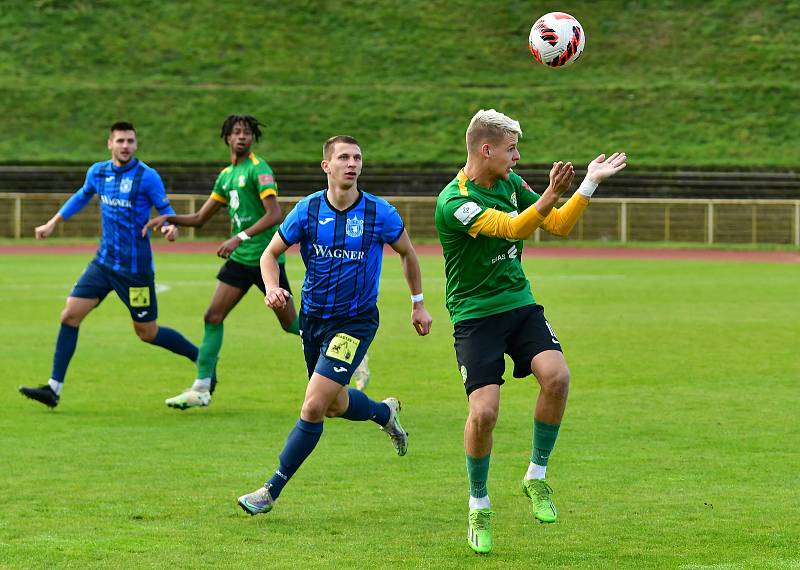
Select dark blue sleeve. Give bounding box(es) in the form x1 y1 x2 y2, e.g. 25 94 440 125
278 201 306 245
380 203 405 244
59 165 97 220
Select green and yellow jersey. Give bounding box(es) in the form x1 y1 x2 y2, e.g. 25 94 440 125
210 152 284 265
435 170 539 324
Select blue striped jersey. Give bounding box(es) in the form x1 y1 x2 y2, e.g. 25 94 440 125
278 190 405 319
59 159 175 275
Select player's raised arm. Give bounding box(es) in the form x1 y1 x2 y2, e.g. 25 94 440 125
467 161 574 240
388 230 432 336
142 197 222 237
538 152 628 237
37 166 99 239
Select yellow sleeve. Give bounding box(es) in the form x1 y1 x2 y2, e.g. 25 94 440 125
468 204 546 240
540 193 590 237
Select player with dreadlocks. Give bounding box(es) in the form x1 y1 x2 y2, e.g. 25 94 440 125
144 114 302 409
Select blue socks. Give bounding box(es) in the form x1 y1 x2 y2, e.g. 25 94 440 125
341 388 390 426
268 419 324 500
50 323 79 383
151 326 199 362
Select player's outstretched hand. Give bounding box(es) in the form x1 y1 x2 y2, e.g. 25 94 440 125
34 220 56 240
142 214 170 237
264 287 291 310
548 161 575 197
412 305 433 336
162 225 179 242
587 152 627 183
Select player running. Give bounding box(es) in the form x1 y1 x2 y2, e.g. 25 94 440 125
143 115 359 409
19 122 199 409
435 109 627 554
236 135 432 516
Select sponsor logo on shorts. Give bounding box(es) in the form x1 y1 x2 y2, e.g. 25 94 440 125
333 366 348 373
545 320 560 344
128 287 150 308
325 333 361 364
136 310 148 318
460 365 468 384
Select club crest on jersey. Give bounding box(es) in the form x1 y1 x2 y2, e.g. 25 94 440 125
238 175 246 187
510 192 518 207
346 214 364 238
120 178 132 194
230 190 240 210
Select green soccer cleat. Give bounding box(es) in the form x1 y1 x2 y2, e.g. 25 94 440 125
352 354 370 392
380 397 408 456
165 388 210 410
467 508 494 554
237 485 275 516
522 478 558 523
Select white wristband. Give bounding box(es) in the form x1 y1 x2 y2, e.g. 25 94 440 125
577 176 599 198
411 293 424 303
237 230 251 241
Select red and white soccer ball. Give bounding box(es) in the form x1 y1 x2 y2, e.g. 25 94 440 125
528 12 586 68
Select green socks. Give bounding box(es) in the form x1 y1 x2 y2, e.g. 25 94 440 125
466 454 491 498
285 315 300 336
532 419 561 466
197 322 223 379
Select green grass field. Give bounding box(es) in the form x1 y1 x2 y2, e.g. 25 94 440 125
1 251 798 568
1 1 798 165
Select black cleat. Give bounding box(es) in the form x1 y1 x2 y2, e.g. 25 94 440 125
19 384 59 408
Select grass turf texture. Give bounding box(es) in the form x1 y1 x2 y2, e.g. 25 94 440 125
0 1 798 166
1 252 798 568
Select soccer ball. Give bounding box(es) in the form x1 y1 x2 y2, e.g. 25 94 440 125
528 12 586 68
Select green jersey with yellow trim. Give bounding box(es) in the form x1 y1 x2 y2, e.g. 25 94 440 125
210 153 284 265
434 169 541 323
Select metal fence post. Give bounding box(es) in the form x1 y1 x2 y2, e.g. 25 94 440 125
14 196 21 239
795 201 800 247
706 202 714 244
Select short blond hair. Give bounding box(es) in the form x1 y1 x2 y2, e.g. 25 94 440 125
466 109 522 153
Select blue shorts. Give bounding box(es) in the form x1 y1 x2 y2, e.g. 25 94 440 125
299 306 378 385
70 260 158 323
